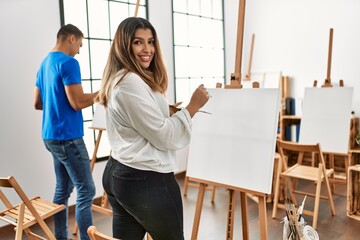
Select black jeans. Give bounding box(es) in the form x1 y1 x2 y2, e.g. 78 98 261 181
102 157 184 240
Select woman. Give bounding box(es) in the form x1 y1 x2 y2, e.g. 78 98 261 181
96 17 209 240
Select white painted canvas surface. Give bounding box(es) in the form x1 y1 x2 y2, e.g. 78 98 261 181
186 88 281 194
299 87 353 154
89 104 111 158
92 104 106 129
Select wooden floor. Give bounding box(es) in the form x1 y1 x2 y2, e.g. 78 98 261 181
1 172 360 239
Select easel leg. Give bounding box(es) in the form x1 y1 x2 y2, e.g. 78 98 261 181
226 189 236 240
191 183 206 240
100 191 108 208
329 153 335 194
211 186 216 203
345 154 350 182
90 130 103 170
258 196 268 240
240 192 249 240
183 176 189 197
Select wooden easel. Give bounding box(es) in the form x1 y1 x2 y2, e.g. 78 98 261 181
187 85 280 240
311 28 350 192
313 28 344 88
190 179 268 240
244 33 255 81
190 1 269 239
208 81 265 240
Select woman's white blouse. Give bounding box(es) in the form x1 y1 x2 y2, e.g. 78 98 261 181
106 70 192 173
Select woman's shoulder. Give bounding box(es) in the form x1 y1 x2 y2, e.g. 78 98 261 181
122 71 143 82
113 70 149 93
117 71 146 86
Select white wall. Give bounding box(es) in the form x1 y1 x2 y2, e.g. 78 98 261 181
0 0 58 227
1 0 360 227
148 0 175 103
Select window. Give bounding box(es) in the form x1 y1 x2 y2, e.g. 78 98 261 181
172 0 225 105
60 0 147 159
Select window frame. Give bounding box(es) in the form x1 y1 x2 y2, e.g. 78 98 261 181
171 0 226 105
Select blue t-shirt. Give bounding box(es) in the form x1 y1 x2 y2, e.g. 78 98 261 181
36 52 83 140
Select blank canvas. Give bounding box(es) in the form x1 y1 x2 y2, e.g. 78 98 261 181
299 87 353 154
186 88 280 194
91 104 106 129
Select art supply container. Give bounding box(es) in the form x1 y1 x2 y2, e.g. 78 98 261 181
282 217 305 240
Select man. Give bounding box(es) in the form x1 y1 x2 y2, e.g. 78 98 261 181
34 24 97 240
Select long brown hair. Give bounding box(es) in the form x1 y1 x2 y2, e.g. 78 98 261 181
96 17 168 107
